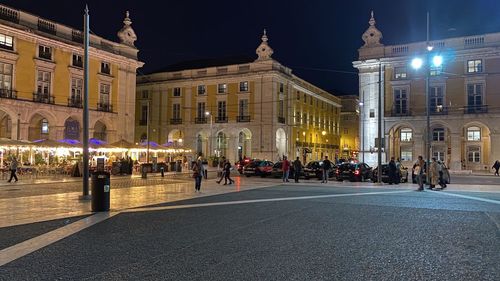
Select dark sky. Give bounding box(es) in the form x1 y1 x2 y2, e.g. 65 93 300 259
2 0 499 94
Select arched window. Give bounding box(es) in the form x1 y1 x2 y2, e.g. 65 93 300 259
467 127 481 141
41 119 49 135
400 128 412 142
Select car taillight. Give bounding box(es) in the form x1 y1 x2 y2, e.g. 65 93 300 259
336 169 339 174
354 169 360 175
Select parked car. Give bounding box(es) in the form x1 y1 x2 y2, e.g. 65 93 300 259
371 164 409 183
303 161 335 180
243 160 262 177
256 160 274 177
335 162 372 182
271 161 306 179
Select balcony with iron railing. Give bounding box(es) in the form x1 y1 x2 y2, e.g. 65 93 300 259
0 89 17 99
170 118 182 125
33 92 54 104
215 116 228 123
464 105 488 114
195 117 208 124
237 115 250 122
0 6 19 23
68 97 82 108
96 102 112 112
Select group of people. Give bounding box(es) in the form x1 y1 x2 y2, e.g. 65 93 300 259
191 154 235 192
280 155 332 183
413 156 449 191
387 157 402 184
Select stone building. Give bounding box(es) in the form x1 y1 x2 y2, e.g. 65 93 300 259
0 4 143 143
339 95 360 160
136 31 341 163
353 12 500 172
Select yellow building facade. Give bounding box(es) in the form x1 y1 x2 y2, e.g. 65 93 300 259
136 31 341 163
339 95 360 160
0 5 143 143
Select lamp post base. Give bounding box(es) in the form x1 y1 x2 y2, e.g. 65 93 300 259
79 194 92 200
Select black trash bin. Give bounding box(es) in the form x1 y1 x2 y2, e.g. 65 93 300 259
91 171 110 212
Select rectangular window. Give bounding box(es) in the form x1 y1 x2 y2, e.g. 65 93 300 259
296 91 300 100
467 146 481 163
430 86 445 113
197 85 206 95
100 62 110 74
37 70 51 95
99 83 110 105
400 128 413 142
172 103 181 119
430 65 442 76
401 150 413 161
433 128 445 141
72 54 83 68
141 105 148 122
467 127 481 141
217 101 227 118
467 59 483 73
369 109 375 118
218 83 227 94
142 90 149 99
197 102 206 118
38 45 52 60
310 97 313 105
278 100 284 118
239 99 249 116
70 77 82 100
279 83 284 93
0 33 13 50
467 83 483 107
296 111 301 124
433 151 445 162
303 93 307 103
239 81 249 92
0 62 13 91
393 88 408 115
394 67 407 79
173 87 181 97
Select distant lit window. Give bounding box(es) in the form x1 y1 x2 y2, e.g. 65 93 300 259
0 33 13 50
467 59 482 73
467 146 480 162
467 126 480 141
239 81 249 92
197 85 206 95
41 119 49 134
394 67 407 79
400 128 412 142
218 83 227 94
401 150 412 161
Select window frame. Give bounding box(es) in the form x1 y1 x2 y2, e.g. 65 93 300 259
467 59 483 73
400 128 413 142
173 87 181 97
0 33 13 50
217 83 227 94
197 85 206 95
467 126 481 141
38 45 52 60
432 127 445 142
239 81 249 92
100 61 111 75
394 66 407 79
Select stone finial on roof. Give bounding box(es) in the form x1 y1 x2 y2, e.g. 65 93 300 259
117 11 137 47
256 29 274 60
361 10 383 48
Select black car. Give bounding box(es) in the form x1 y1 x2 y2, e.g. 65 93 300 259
243 160 262 177
335 162 372 182
303 161 335 180
371 164 409 183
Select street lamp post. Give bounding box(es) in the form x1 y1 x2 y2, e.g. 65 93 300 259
410 12 443 186
205 111 213 158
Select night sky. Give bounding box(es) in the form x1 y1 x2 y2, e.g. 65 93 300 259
2 0 499 95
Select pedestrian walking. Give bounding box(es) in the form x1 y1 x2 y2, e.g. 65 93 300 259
321 156 332 183
429 157 438 189
197 153 206 181
282 156 290 182
437 160 447 189
192 160 202 192
7 156 18 183
414 156 425 191
388 157 397 185
395 157 402 183
216 157 226 184
492 160 500 176
223 160 234 185
293 157 302 183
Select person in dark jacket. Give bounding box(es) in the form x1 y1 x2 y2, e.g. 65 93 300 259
7 157 18 183
223 160 234 185
321 156 332 183
388 157 398 185
492 160 500 176
293 157 302 183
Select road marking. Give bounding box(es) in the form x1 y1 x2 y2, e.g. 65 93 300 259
123 190 412 213
438 191 500 205
0 212 118 267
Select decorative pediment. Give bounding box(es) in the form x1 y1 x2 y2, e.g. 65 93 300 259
117 11 137 47
361 11 383 48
